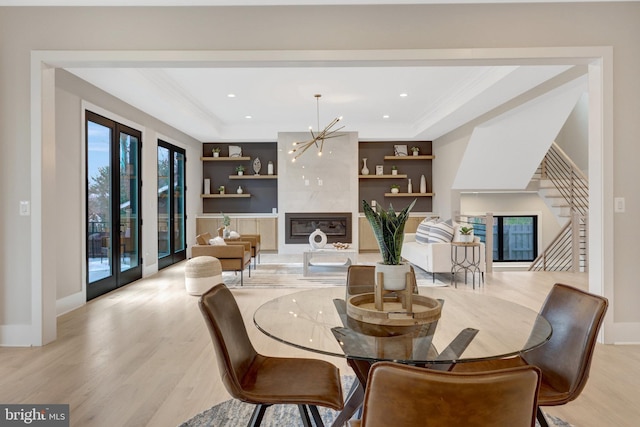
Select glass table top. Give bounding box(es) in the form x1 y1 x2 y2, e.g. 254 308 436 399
254 286 551 365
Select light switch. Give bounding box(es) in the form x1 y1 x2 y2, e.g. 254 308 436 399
20 200 30 216
614 197 625 213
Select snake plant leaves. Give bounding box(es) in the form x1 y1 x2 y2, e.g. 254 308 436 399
362 199 416 265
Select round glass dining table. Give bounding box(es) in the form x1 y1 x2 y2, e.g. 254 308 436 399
254 286 552 365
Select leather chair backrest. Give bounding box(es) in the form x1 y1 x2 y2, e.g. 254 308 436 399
360 362 541 427
523 283 608 401
199 283 258 400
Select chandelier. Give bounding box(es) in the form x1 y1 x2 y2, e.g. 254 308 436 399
289 94 344 162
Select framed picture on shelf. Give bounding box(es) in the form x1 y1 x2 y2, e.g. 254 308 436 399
394 144 408 156
228 145 242 157
376 165 384 175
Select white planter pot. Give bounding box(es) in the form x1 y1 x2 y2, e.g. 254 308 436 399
459 234 474 243
375 262 411 291
391 188 399 194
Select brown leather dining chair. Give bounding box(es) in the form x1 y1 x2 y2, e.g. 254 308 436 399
199 283 344 427
453 283 609 427
349 361 541 427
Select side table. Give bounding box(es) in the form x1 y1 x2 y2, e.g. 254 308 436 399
451 242 484 289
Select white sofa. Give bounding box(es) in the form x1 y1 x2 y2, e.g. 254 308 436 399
401 233 486 282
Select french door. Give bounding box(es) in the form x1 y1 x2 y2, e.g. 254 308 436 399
157 140 186 270
86 111 142 300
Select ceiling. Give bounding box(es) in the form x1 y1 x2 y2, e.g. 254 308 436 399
66 64 575 143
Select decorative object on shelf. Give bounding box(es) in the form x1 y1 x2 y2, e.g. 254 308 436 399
361 158 370 175
391 165 398 175
394 144 408 156
371 200 377 208
218 186 225 195
420 174 427 193
267 161 274 175
376 165 384 175
309 228 327 250
407 178 412 194
252 157 261 175
228 145 242 157
459 226 474 243
235 165 245 176
204 178 211 195
411 146 420 156
390 184 400 194
212 147 221 157
236 185 243 194
288 94 345 162
362 198 416 290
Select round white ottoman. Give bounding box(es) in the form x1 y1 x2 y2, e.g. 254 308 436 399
185 256 223 296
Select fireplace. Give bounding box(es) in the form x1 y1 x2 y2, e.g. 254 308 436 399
285 213 352 244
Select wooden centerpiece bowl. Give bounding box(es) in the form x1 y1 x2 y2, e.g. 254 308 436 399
346 293 442 326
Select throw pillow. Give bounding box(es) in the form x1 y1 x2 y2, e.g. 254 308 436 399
228 231 240 239
427 221 455 243
209 236 226 245
415 219 436 245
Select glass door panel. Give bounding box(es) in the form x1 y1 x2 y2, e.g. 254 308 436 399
173 151 186 254
158 146 171 260
158 140 186 269
119 132 140 273
87 120 113 284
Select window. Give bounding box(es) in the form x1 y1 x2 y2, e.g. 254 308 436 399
472 215 538 262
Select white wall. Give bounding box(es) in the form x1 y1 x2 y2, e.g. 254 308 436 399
556 92 589 174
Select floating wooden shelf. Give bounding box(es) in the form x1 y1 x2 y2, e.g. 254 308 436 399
201 194 251 198
384 192 434 197
383 155 435 160
359 174 408 179
229 175 278 180
201 156 251 161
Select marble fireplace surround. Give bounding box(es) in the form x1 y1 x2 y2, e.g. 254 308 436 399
277 131 359 254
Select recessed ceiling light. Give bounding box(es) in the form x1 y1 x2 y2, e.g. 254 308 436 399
399 93 408 97
227 93 236 98
383 115 390 119
245 115 252 119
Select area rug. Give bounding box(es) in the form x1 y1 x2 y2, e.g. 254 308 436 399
219 262 447 289
180 376 571 427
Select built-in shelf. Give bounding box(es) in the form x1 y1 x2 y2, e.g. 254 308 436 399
383 155 435 160
384 192 434 197
359 174 408 179
229 175 278 180
201 194 251 198
201 156 251 161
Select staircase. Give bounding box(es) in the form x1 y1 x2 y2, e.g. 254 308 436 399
529 142 588 272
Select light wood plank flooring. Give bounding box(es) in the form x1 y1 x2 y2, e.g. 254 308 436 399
1 255 638 426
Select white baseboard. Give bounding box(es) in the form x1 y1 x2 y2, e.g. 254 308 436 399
56 291 85 316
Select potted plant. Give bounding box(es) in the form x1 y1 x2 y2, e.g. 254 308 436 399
235 165 245 176
390 184 400 194
212 147 221 157
362 199 416 290
391 165 398 175
218 185 225 194
410 146 420 156
221 212 231 238
459 226 474 243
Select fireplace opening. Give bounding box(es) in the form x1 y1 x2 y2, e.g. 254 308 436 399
285 213 352 244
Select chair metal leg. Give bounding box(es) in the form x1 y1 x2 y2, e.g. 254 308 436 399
240 270 243 286
308 405 324 427
248 404 268 427
536 407 550 427
297 404 313 427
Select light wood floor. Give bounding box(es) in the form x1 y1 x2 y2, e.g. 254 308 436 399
1 256 638 427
